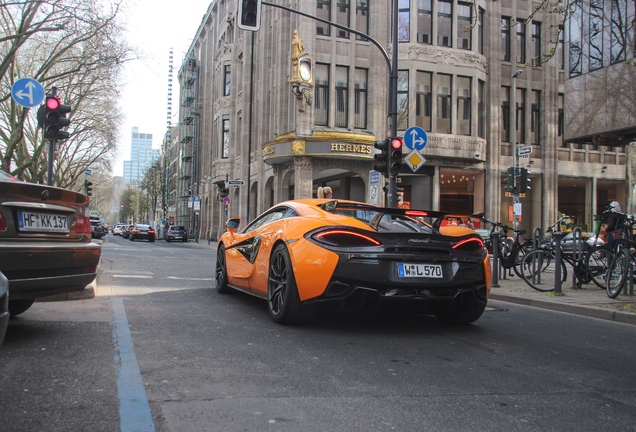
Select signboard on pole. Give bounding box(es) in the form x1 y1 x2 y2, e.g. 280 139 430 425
367 171 381 206
11 78 45 108
188 197 193 209
194 196 201 211
227 179 245 186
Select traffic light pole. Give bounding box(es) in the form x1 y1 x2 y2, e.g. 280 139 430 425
47 86 58 186
513 141 520 231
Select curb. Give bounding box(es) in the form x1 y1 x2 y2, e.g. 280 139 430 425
490 293 636 326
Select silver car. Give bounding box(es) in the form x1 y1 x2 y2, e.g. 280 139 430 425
0 171 102 316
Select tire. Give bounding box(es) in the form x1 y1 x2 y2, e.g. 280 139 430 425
215 244 231 293
267 244 314 325
435 292 486 324
183 237 187 242
150 238 155 242
586 246 611 289
8 299 35 317
129 235 134 241
606 248 628 298
166 237 170 242
520 249 567 292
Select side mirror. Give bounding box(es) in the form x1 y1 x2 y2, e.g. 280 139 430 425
226 218 241 235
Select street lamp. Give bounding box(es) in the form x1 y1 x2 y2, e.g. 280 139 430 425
511 69 523 231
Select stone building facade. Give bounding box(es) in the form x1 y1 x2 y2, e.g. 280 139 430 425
166 0 628 241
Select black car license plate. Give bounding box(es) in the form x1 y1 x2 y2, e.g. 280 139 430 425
398 263 443 278
18 211 69 233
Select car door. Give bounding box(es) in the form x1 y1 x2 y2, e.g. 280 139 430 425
225 207 292 292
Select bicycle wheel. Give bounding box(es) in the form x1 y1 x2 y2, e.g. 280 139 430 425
606 248 628 298
585 246 611 289
520 249 567 292
512 242 533 279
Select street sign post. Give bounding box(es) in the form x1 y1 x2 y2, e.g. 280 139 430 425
11 78 45 108
404 126 428 151
227 179 245 186
194 196 201 211
518 145 533 156
85 168 92 176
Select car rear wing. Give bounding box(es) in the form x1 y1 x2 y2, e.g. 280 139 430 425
319 200 483 234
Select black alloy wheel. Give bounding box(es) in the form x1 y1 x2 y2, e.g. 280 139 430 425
216 244 231 293
267 244 314 325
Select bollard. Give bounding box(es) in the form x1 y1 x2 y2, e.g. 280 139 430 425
492 232 500 287
571 227 583 289
553 231 566 295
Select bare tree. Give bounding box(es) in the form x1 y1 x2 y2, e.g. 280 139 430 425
140 158 164 226
0 0 134 186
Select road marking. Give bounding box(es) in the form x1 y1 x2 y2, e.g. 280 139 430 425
112 298 155 432
112 275 153 279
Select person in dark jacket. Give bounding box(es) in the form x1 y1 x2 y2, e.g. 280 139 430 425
606 201 622 254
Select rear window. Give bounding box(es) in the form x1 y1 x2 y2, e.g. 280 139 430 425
170 226 185 230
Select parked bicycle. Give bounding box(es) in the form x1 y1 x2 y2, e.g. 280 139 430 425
482 218 532 278
605 207 636 298
519 215 602 292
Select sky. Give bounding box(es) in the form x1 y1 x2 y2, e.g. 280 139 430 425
114 0 212 178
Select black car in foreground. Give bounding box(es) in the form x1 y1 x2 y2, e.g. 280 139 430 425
130 224 155 242
0 170 101 316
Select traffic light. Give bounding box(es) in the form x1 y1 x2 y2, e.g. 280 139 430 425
38 96 71 140
85 180 93 196
504 167 515 193
389 138 403 175
237 0 262 31
373 139 389 175
519 168 531 193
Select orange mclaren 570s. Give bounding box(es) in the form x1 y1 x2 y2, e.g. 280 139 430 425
215 199 491 325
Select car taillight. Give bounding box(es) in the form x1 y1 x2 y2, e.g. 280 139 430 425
312 230 381 247
76 216 91 234
452 237 484 253
148 230 155 234
133 229 140 233
168 230 172 234
0 212 5 231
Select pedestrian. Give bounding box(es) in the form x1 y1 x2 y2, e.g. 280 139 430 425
317 187 333 199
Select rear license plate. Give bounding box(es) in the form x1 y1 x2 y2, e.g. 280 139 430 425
398 263 443 278
18 211 69 233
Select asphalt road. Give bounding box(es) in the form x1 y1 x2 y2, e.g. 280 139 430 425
1 234 636 431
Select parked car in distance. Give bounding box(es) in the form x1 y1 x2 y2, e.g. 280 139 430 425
90 217 104 239
0 271 8 347
166 225 187 242
0 170 101 316
542 231 604 254
122 225 134 239
129 224 155 242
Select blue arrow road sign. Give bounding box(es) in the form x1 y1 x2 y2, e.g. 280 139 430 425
11 78 45 108
404 126 428 151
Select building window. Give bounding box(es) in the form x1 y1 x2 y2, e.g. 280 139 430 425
530 22 541 66
417 0 432 44
501 86 510 142
315 63 330 126
558 93 565 146
478 8 484 54
335 66 349 127
515 88 526 144
224 65 231 96
589 0 604 71
478 80 485 138
458 3 471 50
569 0 583 77
457 76 471 135
317 0 331 36
516 20 526 64
438 1 452 47
558 30 564 70
436 74 452 134
356 0 369 40
222 119 230 158
501 17 511 61
399 0 410 42
610 0 627 64
397 70 409 130
531 90 540 145
416 71 432 131
337 0 350 38
354 68 368 129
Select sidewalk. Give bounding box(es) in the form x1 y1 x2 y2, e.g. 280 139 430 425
181 239 636 325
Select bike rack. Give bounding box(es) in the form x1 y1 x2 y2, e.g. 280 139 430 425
571 227 583 290
492 232 500 287
553 232 566 296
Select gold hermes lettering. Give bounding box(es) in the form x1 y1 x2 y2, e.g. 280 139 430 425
331 143 338 151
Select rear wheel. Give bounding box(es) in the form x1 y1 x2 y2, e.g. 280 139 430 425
267 244 314 325
9 299 35 316
166 237 170 242
435 292 486 324
215 244 231 293
607 248 628 298
520 249 566 292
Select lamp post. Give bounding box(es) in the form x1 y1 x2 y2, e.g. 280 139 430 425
510 69 523 230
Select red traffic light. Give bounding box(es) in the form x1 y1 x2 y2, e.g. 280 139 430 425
46 97 60 110
391 138 403 149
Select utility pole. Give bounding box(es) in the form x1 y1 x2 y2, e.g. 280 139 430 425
510 70 523 230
